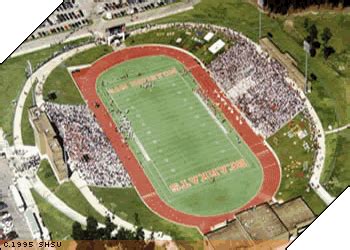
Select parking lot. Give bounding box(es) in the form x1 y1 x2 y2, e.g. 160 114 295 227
0 158 32 240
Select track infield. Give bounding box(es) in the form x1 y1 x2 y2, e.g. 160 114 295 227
96 55 263 216
72 45 281 233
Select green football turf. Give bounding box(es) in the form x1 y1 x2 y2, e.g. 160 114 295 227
96 56 263 216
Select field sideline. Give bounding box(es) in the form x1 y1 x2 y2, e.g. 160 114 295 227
72 45 281 233
96 55 263 216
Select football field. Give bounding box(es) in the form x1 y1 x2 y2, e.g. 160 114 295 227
96 56 263 216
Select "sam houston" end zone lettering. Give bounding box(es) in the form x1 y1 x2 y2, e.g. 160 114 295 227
169 159 248 193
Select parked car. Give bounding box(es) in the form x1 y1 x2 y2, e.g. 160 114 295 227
0 211 8 216
5 231 18 240
2 216 12 224
0 202 7 211
1 212 10 220
0 222 13 235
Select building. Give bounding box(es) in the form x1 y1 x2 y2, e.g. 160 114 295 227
29 107 68 183
24 209 41 240
9 185 25 213
259 37 306 90
206 197 316 249
271 197 316 236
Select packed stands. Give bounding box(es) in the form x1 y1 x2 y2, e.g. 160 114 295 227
45 102 132 187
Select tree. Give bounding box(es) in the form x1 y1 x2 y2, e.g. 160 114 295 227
86 216 99 240
308 24 318 42
135 227 145 241
310 73 317 81
321 27 333 45
71 215 147 250
103 216 115 240
310 47 317 57
72 222 85 240
134 227 146 249
312 40 321 49
134 212 140 226
303 18 310 30
323 46 335 59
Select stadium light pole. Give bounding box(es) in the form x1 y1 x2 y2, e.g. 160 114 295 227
305 51 308 92
259 10 262 39
257 0 264 40
303 41 311 94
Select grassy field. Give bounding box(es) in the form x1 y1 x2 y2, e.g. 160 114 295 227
36 160 105 223
267 113 327 215
126 27 233 64
97 55 263 216
17 45 113 146
21 85 36 145
37 157 203 240
127 0 350 210
37 159 59 192
31 190 74 240
90 187 202 240
2 0 348 240
54 182 105 223
135 0 349 129
43 45 113 105
321 130 350 196
0 38 91 145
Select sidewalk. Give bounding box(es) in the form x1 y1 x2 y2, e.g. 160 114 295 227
11 0 200 58
31 175 94 227
70 172 171 240
13 43 96 147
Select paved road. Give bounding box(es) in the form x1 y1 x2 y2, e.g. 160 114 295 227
0 158 32 239
325 123 350 135
304 97 335 205
31 175 94 228
70 172 171 240
12 0 199 58
13 43 95 147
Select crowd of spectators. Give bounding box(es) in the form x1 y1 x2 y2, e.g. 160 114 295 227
45 102 131 187
118 113 134 140
132 22 305 137
8 149 40 178
209 30 305 137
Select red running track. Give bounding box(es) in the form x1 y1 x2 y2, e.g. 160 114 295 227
72 45 281 234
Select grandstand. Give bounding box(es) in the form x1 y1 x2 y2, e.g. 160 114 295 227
72 45 281 232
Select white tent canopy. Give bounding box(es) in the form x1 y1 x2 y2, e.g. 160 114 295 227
209 39 225 54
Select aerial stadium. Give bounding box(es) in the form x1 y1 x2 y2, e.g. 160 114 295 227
2 0 348 248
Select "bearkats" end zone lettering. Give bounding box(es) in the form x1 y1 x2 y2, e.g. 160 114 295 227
169 159 248 193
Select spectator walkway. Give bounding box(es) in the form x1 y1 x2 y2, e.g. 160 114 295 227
325 123 350 135
70 172 170 240
11 0 200 58
13 43 95 147
13 42 171 240
31 175 99 227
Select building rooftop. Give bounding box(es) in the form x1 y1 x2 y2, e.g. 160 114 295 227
272 197 316 232
29 107 55 137
206 219 254 249
236 203 289 240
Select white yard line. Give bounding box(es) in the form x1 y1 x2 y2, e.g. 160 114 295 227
110 88 172 199
194 92 228 135
133 134 151 162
